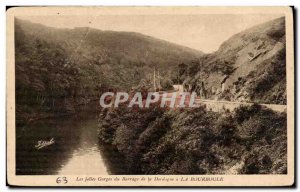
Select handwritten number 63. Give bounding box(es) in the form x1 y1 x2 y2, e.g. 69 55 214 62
56 177 68 184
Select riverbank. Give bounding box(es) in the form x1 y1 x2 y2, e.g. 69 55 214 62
98 104 287 174
16 99 100 127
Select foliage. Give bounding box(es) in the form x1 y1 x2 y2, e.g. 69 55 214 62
98 104 287 174
15 18 203 124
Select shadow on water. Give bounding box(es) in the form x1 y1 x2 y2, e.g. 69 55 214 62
16 103 127 175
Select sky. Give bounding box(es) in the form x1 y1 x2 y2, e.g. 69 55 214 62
20 14 282 53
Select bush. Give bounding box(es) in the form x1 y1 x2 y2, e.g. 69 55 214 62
98 104 287 174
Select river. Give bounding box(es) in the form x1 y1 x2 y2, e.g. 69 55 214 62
16 106 126 175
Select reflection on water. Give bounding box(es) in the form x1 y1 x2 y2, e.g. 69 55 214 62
16 107 125 175
58 145 108 175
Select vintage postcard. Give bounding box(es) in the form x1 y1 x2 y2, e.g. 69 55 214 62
6 6 294 187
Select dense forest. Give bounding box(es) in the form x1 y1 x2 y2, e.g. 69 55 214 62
15 19 203 125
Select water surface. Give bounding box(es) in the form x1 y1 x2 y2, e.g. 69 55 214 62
16 108 125 175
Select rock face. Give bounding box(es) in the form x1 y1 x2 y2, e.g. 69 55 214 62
184 17 286 104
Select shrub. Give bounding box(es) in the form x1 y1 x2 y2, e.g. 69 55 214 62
98 104 287 175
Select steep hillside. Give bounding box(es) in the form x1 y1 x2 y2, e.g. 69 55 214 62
15 19 203 89
15 19 203 125
98 104 287 174
182 17 286 104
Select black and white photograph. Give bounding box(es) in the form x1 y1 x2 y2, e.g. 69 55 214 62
6 6 294 187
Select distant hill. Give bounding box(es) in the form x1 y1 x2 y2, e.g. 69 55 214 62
182 17 286 104
15 19 203 124
15 19 203 89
